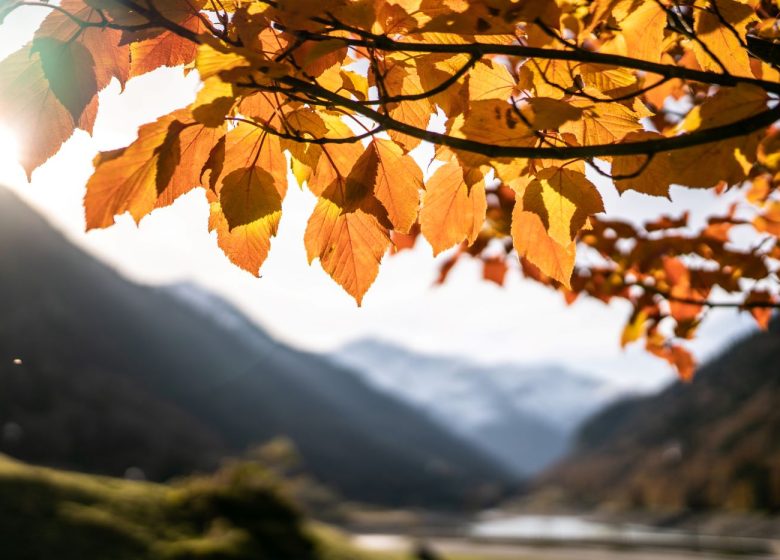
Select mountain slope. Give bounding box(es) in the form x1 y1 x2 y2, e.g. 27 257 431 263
0 453 383 560
332 340 625 476
0 186 512 507
535 317 780 512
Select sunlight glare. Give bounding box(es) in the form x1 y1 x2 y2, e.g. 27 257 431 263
0 125 19 164
0 125 24 187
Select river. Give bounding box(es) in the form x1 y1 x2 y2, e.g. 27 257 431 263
351 514 780 559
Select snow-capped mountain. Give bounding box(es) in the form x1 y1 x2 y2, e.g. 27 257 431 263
331 340 633 476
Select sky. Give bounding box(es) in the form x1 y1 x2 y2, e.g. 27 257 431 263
0 8 760 392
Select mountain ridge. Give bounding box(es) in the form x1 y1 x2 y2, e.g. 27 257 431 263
535 316 780 512
0 185 513 507
331 339 629 476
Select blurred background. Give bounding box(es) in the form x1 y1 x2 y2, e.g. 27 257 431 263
1 8 779 560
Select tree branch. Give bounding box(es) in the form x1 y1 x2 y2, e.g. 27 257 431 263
274 75 780 160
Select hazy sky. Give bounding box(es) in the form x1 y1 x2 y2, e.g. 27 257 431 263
0 10 758 391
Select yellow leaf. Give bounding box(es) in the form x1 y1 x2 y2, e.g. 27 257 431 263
621 309 649 347
461 100 537 147
560 96 643 146
692 0 756 77
191 77 235 127
612 131 673 198
758 129 780 173
209 201 277 276
670 85 767 188
468 59 517 101
614 1 667 62
219 166 283 230
220 122 288 197
420 162 487 255
306 114 365 195
512 193 576 288
383 61 434 150
372 139 423 233
526 59 579 99
524 98 584 130
196 42 253 80
522 167 604 246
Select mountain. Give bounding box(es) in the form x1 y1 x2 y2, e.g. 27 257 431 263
331 340 626 476
535 316 780 512
0 186 513 507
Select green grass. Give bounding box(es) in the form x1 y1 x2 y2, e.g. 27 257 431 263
0 454 513 560
0 453 394 560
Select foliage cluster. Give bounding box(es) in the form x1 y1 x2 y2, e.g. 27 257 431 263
1 0 780 375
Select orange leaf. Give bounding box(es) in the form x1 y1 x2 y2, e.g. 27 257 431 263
420 163 487 255
156 122 225 208
522 167 604 247
0 44 75 177
743 291 776 330
483 257 508 286
372 139 423 233
304 147 392 304
511 192 576 288
129 13 206 77
85 114 183 228
37 0 130 91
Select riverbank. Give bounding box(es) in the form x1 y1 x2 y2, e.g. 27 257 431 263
352 533 779 560
345 511 780 560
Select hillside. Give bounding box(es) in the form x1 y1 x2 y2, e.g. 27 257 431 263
0 186 512 507
334 340 625 475
535 316 780 512
0 452 389 560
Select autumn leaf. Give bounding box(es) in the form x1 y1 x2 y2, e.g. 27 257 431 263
647 334 697 382
130 23 204 77
468 60 517 101
125 1 208 77
522 167 604 247
36 0 130 91
219 167 282 230
461 100 537 147
612 132 673 198
483 256 508 286
612 1 667 63
420 162 487 255
670 84 767 188
743 291 776 330
191 77 235 127
31 37 98 124
371 139 423 233
382 60 434 151
511 193 576 288
209 201 277 276
219 122 288 197
621 308 649 348
85 114 184 228
560 98 644 146
692 0 756 77
304 147 392 305
156 121 225 208
663 257 707 324
0 44 76 178
4 0 778 365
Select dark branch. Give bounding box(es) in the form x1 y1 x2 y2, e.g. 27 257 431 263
274 75 780 160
